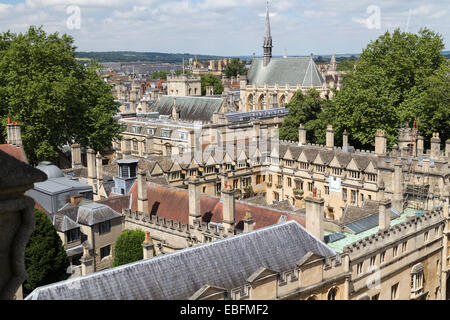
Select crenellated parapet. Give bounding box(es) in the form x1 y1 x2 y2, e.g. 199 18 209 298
343 209 444 259
123 208 189 235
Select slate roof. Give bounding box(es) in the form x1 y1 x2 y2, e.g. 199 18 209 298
128 182 305 231
151 95 223 122
248 57 324 87
26 220 335 300
49 213 80 232
60 202 122 226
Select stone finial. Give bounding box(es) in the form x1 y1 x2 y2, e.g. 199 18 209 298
244 209 252 220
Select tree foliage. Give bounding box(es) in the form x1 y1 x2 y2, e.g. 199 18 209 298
224 58 247 78
200 74 223 96
175 69 193 76
151 70 168 80
23 209 69 295
279 89 325 142
329 28 449 149
0 26 121 165
113 229 146 267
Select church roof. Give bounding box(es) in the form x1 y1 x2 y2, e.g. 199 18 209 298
26 220 335 300
151 95 223 122
247 57 325 87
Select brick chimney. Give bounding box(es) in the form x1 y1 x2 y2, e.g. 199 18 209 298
326 125 334 149
137 168 149 214
71 144 82 169
243 210 254 233
305 191 324 241
70 195 83 206
298 124 306 145
221 183 235 233
142 231 154 259
188 177 202 227
80 245 94 276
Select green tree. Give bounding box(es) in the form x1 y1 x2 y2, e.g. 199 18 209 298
330 28 448 150
337 58 357 71
113 229 146 267
24 209 69 295
279 89 325 142
200 74 223 96
0 26 121 164
175 69 193 76
224 58 247 78
151 71 168 80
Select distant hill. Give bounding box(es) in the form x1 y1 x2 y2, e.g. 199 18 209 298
75 51 224 63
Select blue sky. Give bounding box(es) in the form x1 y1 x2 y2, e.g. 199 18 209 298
0 0 448 56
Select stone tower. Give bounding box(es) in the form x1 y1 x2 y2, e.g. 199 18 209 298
263 0 273 67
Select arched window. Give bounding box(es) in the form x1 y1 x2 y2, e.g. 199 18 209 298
306 295 317 300
247 94 254 111
411 263 424 298
327 287 339 300
257 94 264 110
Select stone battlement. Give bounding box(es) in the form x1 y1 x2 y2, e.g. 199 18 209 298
343 208 444 258
123 209 189 234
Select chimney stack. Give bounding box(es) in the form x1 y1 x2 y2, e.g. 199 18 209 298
305 193 324 241
71 144 82 169
445 139 450 158
243 210 254 233
142 231 155 259
96 152 103 185
430 132 441 158
221 184 235 233
6 119 23 148
377 179 391 231
392 160 403 213
188 177 202 227
80 245 94 276
326 125 334 149
343 130 348 148
375 129 387 156
137 168 149 214
416 136 424 156
86 149 97 187
298 124 306 145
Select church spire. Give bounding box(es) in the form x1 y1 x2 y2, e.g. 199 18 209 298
263 0 273 67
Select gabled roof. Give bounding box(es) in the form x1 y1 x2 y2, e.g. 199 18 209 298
26 221 335 300
60 202 122 226
248 57 324 87
0 144 27 163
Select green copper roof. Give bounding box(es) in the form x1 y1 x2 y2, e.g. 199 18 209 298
247 57 325 87
324 208 421 253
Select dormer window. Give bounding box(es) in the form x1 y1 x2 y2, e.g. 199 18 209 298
315 165 326 173
349 170 361 179
66 228 80 243
179 131 188 140
161 129 171 138
285 160 295 167
299 162 309 170
332 168 342 176
366 173 377 182
147 128 155 135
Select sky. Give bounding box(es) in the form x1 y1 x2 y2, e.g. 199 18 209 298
0 0 448 56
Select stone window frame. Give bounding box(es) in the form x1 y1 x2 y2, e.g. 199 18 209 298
410 263 425 297
100 245 111 260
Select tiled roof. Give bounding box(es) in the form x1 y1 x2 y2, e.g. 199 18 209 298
248 57 324 87
128 182 305 230
26 221 335 300
0 144 27 163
